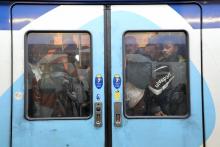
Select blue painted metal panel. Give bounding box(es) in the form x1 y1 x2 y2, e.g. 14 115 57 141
0 88 11 147
12 76 105 147
171 4 220 29
12 5 105 147
12 5 57 30
0 4 10 30
170 4 201 29
203 79 216 141
0 2 217 147
202 4 220 29
1 2 220 30
110 5 212 147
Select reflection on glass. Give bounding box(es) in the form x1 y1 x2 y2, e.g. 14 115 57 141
125 32 188 117
27 32 91 118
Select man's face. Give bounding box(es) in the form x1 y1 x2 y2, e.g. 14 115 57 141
126 43 138 54
162 42 177 58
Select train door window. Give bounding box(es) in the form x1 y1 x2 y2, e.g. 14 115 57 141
26 32 92 119
124 31 189 117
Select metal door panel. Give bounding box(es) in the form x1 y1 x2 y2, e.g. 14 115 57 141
111 5 203 147
12 5 104 147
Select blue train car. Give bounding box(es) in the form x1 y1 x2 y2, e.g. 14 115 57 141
0 0 220 147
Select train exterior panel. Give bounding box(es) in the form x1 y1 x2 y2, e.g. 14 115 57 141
0 1 219 147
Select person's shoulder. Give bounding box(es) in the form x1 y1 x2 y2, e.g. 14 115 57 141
126 53 152 63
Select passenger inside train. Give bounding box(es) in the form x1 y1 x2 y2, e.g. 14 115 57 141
27 32 91 118
125 32 188 117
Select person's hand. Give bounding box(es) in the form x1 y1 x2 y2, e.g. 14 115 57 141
154 111 167 116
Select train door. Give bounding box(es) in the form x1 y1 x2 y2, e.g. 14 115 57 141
12 5 105 147
111 5 204 147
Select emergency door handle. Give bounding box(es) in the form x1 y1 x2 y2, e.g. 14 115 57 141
95 102 102 127
114 102 122 127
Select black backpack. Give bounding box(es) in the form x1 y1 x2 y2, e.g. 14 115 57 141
38 63 86 117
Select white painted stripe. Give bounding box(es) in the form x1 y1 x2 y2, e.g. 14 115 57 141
203 28 220 147
0 31 11 95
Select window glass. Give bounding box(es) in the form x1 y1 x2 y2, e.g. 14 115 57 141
124 31 189 117
26 32 91 118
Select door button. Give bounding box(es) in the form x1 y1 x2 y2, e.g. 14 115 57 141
95 102 102 127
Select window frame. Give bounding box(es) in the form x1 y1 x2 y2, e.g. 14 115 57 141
24 30 93 121
123 30 190 119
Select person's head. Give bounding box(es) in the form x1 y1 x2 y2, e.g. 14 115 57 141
125 36 138 54
162 41 177 58
29 45 40 64
145 44 162 61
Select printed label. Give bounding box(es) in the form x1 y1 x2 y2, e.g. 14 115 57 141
95 74 103 89
113 74 121 89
